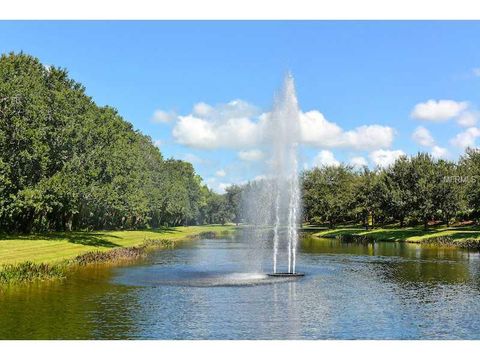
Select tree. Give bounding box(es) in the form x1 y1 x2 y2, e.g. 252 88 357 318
434 159 462 225
352 167 385 230
302 165 356 228
381 156 415 227
459 148 480 223
224 185 242 225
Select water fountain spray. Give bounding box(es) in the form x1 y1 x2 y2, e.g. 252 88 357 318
267 73 302 276
241 73 303 277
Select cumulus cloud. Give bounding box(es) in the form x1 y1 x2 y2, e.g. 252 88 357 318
171 100 395 151
411 126 449 159
215 169 226 177
152 109 176 123
349 156 368 168
411 100 468 122
238 149 264 162
173 116 217 148
450 127 480 149
172 100 262 149
431 145 449 159
299 111 343 147
193 99 259 119
300 111 394 150
313 150 340 168
369 149 405 168
412 126 435 147
457 111 478 127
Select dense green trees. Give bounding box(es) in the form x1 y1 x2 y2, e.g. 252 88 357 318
303 165 356 227
302 151 480 229
459 148 480 221
0 52 232 233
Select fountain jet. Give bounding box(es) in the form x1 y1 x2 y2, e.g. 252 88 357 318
268 74 302 275
240 73 303 277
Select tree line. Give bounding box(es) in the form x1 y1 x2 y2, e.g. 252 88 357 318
228 150 480 230
302 150 480 229
0 53 238 233
2 53 479 234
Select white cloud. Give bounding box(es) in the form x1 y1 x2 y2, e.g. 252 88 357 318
313 150 340 168
369 149 405 168
172 101 395 151
412 126 435 147
300 111 394 150
411 100 468 122
153 139 162 148
215 169 226 177
238 149 264 162
457 111 478 127
299 111 343 147
193 99 259 119
193 102 213 116
172 100 262 149
431 145 449 159
473 68 480 77
152 109 176 123
349 156 368 168
172 116 218 149
450 127 480 149
411 126 450 158
341 125 395 150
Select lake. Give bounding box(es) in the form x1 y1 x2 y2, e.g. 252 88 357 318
1 233 480 339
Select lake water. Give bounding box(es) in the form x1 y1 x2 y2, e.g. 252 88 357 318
1 234 480 339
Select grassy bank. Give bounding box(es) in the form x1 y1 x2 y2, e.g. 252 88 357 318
308 225 480 249
0 225 235 284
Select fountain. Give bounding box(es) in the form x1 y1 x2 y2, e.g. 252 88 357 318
242 73 304 277
267 73 303 277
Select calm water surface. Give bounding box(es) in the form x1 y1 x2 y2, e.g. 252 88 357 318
1 234 480 339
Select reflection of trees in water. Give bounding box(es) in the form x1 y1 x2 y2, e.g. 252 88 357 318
0 265 139 339
302 235 476 285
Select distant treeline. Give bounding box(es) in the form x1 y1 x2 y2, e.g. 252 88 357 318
302 151 480 229
0 53 238 233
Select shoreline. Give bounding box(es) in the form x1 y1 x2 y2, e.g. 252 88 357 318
0 226 236 285
3 224 480 285
308 226 480 250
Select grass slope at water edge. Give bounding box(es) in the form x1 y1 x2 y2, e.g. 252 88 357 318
0 225 236 266
308 225 480 248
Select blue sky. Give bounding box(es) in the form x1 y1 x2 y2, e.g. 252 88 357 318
1 21 480 192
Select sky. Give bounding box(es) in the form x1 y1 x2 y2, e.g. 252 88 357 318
1 21 480 192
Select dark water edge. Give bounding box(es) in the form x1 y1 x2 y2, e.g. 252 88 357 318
1 235 480 340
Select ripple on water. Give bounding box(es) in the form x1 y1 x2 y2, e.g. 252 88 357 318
112 267 305 287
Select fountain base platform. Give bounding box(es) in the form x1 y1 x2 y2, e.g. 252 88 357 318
267 272 304 277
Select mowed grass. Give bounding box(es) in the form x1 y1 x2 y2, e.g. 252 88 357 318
0 225 235 266
309 225 480 244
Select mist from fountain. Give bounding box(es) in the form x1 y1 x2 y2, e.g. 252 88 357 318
241 74 301 275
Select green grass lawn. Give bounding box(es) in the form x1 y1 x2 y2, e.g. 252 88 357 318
0 225 236 266
308 225 480 245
